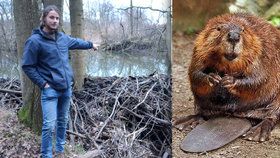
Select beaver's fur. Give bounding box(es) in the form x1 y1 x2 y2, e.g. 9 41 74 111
174 13 280 142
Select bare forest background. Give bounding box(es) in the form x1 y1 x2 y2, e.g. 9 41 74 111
173 0 280 33
0 0 172 157
0 0 171 79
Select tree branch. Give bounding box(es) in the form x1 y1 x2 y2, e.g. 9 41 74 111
118 6 169 13
0 89 22 95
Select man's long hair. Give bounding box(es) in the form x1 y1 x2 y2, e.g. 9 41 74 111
40 5 60 27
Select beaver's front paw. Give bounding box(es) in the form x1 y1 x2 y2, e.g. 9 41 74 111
208 73 222 87
172 115 205 131
221 75 238 95
243 119 275 142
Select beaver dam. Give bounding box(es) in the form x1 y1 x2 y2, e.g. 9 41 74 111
0 75 172 157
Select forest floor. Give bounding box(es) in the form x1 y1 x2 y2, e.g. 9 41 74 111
171 32 280 158
0 107 83 158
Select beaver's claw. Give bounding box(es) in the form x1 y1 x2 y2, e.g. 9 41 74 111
242 119 274 142
208 73 222 87
221 75 238 94
172 115 205 131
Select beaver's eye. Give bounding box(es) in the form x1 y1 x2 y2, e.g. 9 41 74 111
216 27 221 31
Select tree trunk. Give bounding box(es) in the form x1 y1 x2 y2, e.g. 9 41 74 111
70 0 85 90
13 0 42 134
165 1 172 75
130 0 133 37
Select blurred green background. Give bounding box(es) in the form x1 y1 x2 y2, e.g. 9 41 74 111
173 0 280 34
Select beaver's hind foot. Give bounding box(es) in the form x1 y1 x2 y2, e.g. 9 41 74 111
172 115 205 131
242 118 275 142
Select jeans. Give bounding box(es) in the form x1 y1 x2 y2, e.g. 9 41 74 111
41 86 72 158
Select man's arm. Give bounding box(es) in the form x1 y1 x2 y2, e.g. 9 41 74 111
21 39 47 89
67 35 98 50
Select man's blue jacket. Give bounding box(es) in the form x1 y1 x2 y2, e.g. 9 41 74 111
22 27 93 90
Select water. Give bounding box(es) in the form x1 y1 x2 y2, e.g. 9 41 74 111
0 51 170 79
86 51 169 77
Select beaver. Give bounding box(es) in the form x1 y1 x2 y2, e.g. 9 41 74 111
173 13 280 142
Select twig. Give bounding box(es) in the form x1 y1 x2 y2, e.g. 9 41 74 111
133 82 157 110
95 89 123 140
0 88 22 95
144 113 171 125
66 130 86 139
118 6 169 13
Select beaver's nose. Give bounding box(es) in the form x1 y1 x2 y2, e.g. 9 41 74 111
227 31 240 43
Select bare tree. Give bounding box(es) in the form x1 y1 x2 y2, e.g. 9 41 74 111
165 1 171 74
130 0 133 36
98 1 114 42
0 0 16 69
13 0 42 133
69 0 86 90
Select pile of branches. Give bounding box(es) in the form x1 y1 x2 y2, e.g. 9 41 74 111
101 38 153 53
0 75 172 157
71 74 172 157
0 78 22 109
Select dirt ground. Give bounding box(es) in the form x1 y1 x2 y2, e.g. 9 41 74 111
171 32 280 158
0 107 81 158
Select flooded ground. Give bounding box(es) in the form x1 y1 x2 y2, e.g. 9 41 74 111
0 50 169 79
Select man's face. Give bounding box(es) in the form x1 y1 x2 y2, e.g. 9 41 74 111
44 10 59 31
